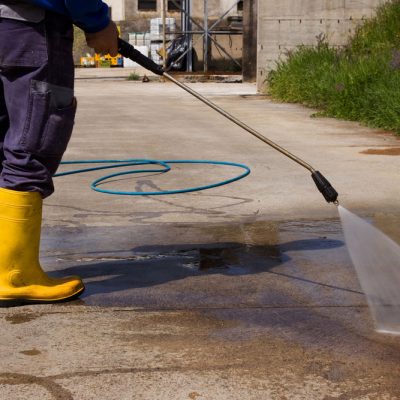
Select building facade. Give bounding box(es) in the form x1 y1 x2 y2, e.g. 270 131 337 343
105 0 242 23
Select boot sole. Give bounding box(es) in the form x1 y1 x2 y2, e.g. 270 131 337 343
0 286 85 307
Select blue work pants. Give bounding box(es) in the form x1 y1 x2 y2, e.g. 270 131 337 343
0 12 75 198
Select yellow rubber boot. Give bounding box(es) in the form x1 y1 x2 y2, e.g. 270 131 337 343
0 188 84 304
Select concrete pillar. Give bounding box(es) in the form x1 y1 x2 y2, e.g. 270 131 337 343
242 0 257 82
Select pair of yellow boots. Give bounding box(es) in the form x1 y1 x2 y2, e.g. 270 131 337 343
0 188 84 305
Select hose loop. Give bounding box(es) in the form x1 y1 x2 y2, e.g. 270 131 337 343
55 159 251 196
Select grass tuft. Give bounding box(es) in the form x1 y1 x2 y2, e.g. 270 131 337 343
267 0 400 134
127 72 141 81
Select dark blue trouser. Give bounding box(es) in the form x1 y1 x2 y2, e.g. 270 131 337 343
0 12 75 198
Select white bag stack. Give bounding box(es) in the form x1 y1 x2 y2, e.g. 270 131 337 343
123 46 150 68
150 17 176 41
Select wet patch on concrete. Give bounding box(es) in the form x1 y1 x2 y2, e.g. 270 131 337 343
20 349 41 356
40 218 362 310
360 147 400 155
4 313 41 325
116 310 235 335
0 373 73 400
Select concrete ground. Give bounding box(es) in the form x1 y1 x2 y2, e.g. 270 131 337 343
1 78 400 399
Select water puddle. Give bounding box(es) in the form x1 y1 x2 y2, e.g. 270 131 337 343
41 219 354 309
360 147 400 156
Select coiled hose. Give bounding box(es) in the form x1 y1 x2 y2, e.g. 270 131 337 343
55 159 251 196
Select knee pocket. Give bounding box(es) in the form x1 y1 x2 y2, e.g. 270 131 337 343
21 81 76 156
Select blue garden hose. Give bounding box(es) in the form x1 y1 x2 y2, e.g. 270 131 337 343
54 41 339 203
55 159 251 196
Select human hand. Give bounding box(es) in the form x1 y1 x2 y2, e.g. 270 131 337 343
85 21 119 56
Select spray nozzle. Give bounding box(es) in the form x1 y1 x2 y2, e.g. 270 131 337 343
311 171 339 204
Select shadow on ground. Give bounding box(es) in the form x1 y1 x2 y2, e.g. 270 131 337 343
51 238 352 307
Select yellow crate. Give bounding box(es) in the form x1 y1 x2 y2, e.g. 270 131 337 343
80 56 95 67
95 53 123 67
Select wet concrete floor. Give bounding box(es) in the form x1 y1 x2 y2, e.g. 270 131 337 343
7 214 393 399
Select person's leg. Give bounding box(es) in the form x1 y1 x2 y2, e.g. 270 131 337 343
0 78 8 168
0 14 76 197
0 15 84 304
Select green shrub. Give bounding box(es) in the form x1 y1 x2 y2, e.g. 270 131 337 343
267 0 400 134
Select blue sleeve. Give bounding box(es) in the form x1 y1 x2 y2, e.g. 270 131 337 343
29 0 110 33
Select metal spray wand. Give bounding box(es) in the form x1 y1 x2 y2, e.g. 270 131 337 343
117 39 339 204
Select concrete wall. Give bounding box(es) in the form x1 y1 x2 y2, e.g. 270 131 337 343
191 0 241 17
105 0 125 21
257 0 387 91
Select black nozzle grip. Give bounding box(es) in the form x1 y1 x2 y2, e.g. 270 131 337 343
312 171 339 203
118 38 164 76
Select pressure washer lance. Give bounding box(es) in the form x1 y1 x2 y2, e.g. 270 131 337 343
117 39 339 204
